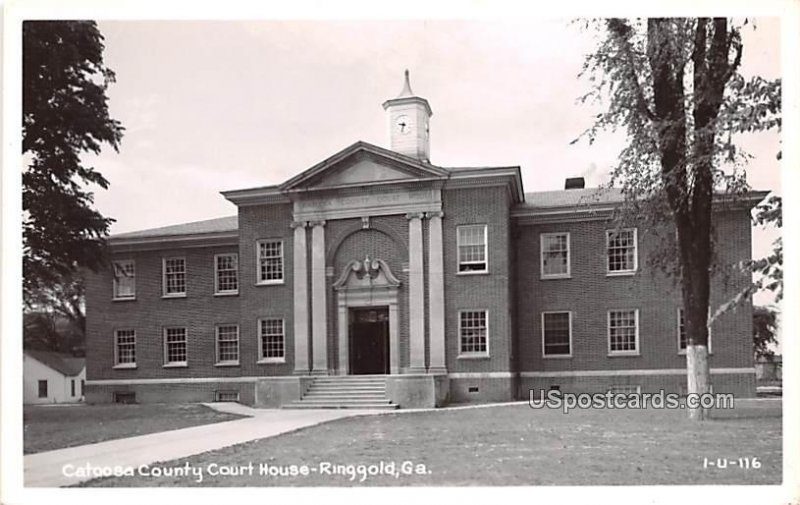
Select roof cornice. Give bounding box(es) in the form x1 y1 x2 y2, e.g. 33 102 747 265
108 231 239 252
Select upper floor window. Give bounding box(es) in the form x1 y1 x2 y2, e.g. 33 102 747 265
163 257 186 297
257 240 284 284
608 309 639 355
606 228 637 274
540 233 570 278
114 329 136 368
163 327 188 366
457 225 488 273
459 310 489 357
215 254 239 294
542 311 572 357
678 308 712 354
112 260 136 300
258 318 285 363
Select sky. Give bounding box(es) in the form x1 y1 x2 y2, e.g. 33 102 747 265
83 18 781 307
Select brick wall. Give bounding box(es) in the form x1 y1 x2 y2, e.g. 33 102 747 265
513 208 755 388
442 186 514 375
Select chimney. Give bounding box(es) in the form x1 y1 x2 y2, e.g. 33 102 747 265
565 177 585 190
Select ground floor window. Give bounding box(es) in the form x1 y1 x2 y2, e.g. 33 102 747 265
216 325 240 365
608 385 641 396
542 311 571 356
608 309 638 354
115 329 136 367
459 310 488 356
258 319 285 362
164 327 188 365
71 379 76 397
37 380 47 398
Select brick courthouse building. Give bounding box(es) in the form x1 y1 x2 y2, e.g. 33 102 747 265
84 73 765 408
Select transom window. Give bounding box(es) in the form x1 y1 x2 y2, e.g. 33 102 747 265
540 233 570 278
678 308 712 354
259 318 285 362
459 310 488 356
163 257 186 296
608 309 639 354
215 254 239 294
606 228 638 274
163 327 188 365
542 311 572 357
112 260 136 299
115 329 136 367
457 225 488 273
216 325 240 364
257 240 284 284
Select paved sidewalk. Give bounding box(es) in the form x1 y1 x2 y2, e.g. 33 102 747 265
24 406 378 487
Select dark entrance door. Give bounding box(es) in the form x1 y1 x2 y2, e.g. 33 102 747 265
349 307 389 375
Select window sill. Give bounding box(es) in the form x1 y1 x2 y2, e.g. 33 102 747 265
678 350 713 356
606 270 637 277
215 361 240 367
257 358 286 364
112 364 137 370
457 354 490 360
256 280 285 286
540 274 571 280
163 362 188 368
214 291 239 297
456 270 489 276
543 354 572 359
162 294 187 299
112 297 136 302
607 352 640 357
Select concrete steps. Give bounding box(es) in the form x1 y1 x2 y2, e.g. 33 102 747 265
285 376 398 410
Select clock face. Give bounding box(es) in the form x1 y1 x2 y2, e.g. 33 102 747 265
395 115 411 135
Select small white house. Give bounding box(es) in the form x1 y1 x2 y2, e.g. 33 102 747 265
23 350 86 405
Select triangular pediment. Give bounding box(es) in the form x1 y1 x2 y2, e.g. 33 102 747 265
280 141 448 192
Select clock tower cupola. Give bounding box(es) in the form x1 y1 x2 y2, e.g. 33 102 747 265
382 70 433 162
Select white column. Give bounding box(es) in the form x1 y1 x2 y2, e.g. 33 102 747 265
427 211 446 374
310 220 328 375
291 221 310 374
407 212 426 373
337 302 349 375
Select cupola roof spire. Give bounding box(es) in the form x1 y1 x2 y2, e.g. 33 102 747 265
397 69 414 98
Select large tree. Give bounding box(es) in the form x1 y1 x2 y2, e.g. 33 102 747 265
577 18 780 420
22 20 123 298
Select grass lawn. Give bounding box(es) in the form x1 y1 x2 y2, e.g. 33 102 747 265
82 399 781 486
24 403 244 454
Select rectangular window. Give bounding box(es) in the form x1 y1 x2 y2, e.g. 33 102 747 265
71 379 76 397
163 327 188 366
81 379 84 397
216 325 240 365
608 385 641 396
459 310 489 356
258 319 285 362
37 380 47 398
608 309 639 354
257 240 284 284
457 225 488 273
112 260 136 299
114 329 136 367
678 308 712 353
215 254 239 294
163 257 186 296
540 233 570 278
606 228 638 274
542 311 572 357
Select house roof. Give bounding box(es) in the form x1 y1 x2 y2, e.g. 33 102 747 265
110 216 238 240
521 188 625 209
25 349 85 377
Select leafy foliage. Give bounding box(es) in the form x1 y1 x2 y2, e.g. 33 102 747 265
752 306 778 360
22 21 123 297
24 271 86 353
